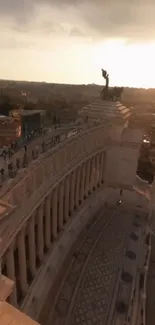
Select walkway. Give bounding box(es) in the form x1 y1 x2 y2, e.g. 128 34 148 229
39 207 133 325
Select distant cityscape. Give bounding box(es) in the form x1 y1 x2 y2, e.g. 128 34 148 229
1 79 155 183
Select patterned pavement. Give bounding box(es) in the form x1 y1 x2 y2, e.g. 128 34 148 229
45 207 133 325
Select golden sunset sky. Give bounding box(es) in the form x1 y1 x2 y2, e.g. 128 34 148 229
0 1 155 88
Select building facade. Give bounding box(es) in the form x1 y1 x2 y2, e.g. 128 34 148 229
0 99 150 325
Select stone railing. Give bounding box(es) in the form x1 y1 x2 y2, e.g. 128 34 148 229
0 123 144 255
0 128 72 200
0 124 107 256
1 125 142 209
1 124 107 208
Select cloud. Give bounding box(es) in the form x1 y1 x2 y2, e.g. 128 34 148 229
0 0 155 41
77 1 155 41
69 27 85 37
0 0 35 23
0 37 35 49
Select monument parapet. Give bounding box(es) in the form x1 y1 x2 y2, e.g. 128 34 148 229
78 69 131 133
78 99 130 128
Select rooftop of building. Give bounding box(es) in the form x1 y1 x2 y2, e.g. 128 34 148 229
0 301 40 325
0 116 12 121
20 109 45 117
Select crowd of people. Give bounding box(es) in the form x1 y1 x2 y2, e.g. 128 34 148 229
0 127 48 183
0 133 62 186
0 141 46 185
0 123 78 187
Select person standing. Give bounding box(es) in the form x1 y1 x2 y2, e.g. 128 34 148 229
42 141 45 153
16 157 20 170
3 150 6 162
0 168 4 182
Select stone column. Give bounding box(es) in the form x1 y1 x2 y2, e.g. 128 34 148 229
98 152 103 186
17 229 28 295
45 197 51 249
80 164 85 203
58 181 64 230
70 170 76 215
64 176 69 222
52 187 58 239
37 204 44 261
95 154 100 188
101 151 105 183
28 213 36 277
85 159 90 197
75 167 80 208
90 157 95 193
6 244 17 306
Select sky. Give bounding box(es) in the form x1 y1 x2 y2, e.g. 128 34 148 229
0 0 155 88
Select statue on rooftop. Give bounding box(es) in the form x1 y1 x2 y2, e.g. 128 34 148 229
101 69 109 100
100 68 124 101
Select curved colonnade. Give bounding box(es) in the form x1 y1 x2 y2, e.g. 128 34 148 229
0 124 108 319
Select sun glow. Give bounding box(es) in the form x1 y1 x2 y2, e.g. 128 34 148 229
92 39 155 88
1 31 155 88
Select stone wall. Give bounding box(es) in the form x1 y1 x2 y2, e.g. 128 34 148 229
104 146 141 187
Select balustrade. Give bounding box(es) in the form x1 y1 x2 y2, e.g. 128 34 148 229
1 124 107 207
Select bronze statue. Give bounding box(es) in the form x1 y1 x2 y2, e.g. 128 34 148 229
101 68 124 101
101 69 109 100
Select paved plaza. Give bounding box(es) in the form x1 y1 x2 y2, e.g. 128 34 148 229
40 207 133 325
